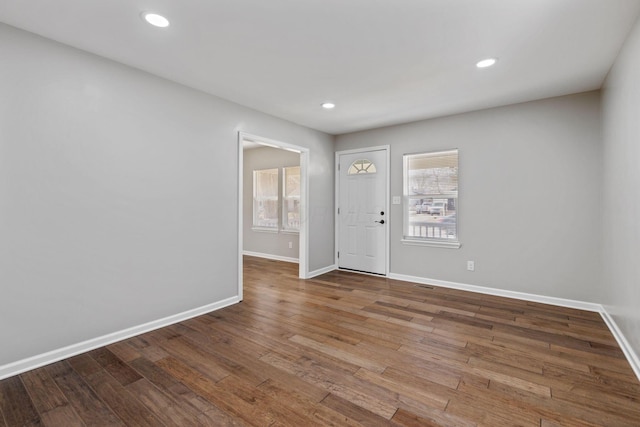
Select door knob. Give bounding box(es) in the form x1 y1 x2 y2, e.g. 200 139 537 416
375 219 385 224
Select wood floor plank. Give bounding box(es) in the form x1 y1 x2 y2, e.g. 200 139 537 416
587 365 640 391
1 256 638 426
0 405 7 427
319 393 391 426
460 367 635 427
288 334 387 374
19 368 67 414
391 407 468 427
331 318 424 349
127 336 170 362
39 405 85 427
128 356 224 418
195 407 251 427
255 379 361 427
400 337 472 363
445 389 540 426
259 351 398 419
88 348 143 386
156 356 302 427
551 388 640 423
125 378 199 426
178 329 330 403
354 368 449 411
205 309 364 375
156 335 231 383
67 353 105 378
106 342 142 363
45 362 124 427
219 375 325 427
81 370 164 427
0 376 41 426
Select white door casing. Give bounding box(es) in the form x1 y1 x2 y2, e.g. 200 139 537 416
238 132 310 302
336 148 389 275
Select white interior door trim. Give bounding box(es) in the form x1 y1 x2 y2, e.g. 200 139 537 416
335 145 390 276
238 132 310 301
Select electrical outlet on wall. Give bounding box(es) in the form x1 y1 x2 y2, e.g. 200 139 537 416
392 196 401 205
467 261 475 271
288 241 293 249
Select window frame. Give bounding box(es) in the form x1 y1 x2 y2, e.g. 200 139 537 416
282 166 301 232
402 149 460 249
252 167 280 231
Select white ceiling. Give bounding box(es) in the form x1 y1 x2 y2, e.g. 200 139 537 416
1 0 639 135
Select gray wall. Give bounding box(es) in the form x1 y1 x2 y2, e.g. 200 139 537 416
602 17 640 359
336 92 603 302
0 23 334 367
243 146 300 259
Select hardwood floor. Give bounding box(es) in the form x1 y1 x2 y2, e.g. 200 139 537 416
1 256 639 426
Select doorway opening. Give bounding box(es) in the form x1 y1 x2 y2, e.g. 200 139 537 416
238 132 309 299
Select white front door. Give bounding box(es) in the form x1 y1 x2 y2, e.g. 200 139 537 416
337 148 388 275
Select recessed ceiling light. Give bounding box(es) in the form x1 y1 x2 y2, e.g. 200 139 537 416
143 13 170 28
321 102 335 109
476 58 497 68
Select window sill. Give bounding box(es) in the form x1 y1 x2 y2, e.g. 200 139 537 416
251 227 300 235
401 239 461 249
252 227 278 233
281 229 300 235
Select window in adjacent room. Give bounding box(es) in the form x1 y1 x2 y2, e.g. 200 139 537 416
283 166 301 231
403 149 459 247
253 168 279 229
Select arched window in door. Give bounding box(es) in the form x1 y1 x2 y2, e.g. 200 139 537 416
348 159 377 175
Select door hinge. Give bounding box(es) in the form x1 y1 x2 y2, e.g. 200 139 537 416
337 251 340 259
338 163 340 171
337 207 340 214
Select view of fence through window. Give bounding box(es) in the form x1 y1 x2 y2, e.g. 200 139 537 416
404 149 458 241
283 166 300 230
253 168 279 228
253 166 300 231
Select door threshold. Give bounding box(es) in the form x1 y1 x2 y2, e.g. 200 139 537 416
337 267 387 277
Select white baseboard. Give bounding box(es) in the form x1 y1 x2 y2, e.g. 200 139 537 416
599 309 640 382
306 264 337 279
243 250 299 264
4 272 638 386
0 296 240 381
388 273 602 312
